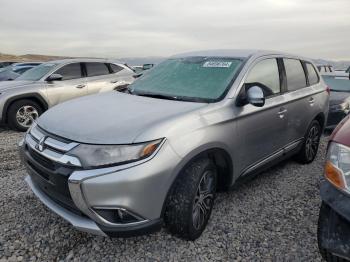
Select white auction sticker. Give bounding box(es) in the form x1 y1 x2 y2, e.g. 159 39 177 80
203 61 232 68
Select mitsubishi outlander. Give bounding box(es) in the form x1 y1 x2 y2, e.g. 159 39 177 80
20 50 329 240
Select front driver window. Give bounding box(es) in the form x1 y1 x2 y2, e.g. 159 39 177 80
245 58 281 97
54 63 82 81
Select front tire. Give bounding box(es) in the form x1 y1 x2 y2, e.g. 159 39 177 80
7 99 43 132
164 158 217 240
295 120 321 164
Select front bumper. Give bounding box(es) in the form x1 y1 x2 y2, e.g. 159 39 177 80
319 180 350 258
21 135 181 237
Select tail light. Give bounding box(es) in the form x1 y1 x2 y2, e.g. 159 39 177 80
326 86 330 95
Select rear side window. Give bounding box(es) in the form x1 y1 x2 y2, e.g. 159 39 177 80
305 63 319 85
283 59 307 91
109 63 123 73
55 63 82 80
85 62 110 77
245 58 281 97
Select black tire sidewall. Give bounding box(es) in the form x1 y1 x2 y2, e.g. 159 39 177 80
165 158 217 240
296 120 322 164
187 162 217 240
7 100 43 132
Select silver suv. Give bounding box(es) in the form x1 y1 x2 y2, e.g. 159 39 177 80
20 50 329 240
0 59 134 131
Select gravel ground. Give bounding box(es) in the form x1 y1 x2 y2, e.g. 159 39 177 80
0 126 327 261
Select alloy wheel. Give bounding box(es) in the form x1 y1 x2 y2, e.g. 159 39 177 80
192 170 216 230
305 125 320 161
16 105 39 128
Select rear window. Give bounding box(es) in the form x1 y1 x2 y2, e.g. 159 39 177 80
283 59 307 91
305 63 319 85
110 63 123 73
85 62 110 77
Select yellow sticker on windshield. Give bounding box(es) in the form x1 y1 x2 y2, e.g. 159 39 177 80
203 61 232 68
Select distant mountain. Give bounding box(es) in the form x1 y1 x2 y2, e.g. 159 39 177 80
0 52 71 62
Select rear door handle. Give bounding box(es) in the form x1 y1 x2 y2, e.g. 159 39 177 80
76 84 86 89
278 108 287 118
110 80 119 84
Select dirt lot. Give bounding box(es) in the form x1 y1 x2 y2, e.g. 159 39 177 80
0 126 327 261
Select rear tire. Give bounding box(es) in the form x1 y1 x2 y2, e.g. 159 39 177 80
164 158 217 240
295 120 321 164
7 99 43 132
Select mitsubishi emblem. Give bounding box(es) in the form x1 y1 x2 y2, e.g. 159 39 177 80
36 137 47 152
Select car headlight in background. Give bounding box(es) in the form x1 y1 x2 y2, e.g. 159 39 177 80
325 142 350 192
68 139 163 168
330 102 350 112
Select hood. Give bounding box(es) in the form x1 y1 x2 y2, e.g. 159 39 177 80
329 91 350 106
0 80 37 92
331 115 350 147
38 92 207 144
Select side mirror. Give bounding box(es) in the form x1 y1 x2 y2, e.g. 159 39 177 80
246 85 265 107
46 73 63 82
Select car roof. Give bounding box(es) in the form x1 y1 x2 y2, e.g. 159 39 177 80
12 62 42 66
171 49 311 61
47 58 118 64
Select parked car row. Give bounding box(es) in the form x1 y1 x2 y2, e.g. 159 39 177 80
317 63 350 79
0 62 42 81
0 50 348 260
0 61 17 68
18 50 329 241
0 59 135 130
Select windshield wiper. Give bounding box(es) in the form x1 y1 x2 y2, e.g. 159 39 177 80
134 92 180 101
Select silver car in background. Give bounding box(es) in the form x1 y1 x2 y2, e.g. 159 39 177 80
0 59 135 131
21 50 329 240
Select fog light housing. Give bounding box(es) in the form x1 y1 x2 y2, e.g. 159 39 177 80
93 207 143 224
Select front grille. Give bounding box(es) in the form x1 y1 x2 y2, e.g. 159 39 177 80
27 146 55 171
23 124 82 214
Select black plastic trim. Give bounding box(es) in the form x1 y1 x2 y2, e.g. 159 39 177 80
98 219 162 238
320 179 350 222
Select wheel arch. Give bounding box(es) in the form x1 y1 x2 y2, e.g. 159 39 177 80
161 146 234 217
314 112 326 130
2 93 48 123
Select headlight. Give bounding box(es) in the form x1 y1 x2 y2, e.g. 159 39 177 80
330 102 349 112
325 142 350 192
68 139 163 168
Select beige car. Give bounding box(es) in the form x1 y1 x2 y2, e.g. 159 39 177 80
0 58 135 131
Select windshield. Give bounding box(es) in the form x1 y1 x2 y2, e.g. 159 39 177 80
16 63 58 81
323 76 350 92
129 57 243 102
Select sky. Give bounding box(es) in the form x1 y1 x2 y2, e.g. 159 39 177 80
0 0 349 60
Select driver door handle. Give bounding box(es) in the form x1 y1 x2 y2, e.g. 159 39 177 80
278 108 287 118
76 84 86 89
